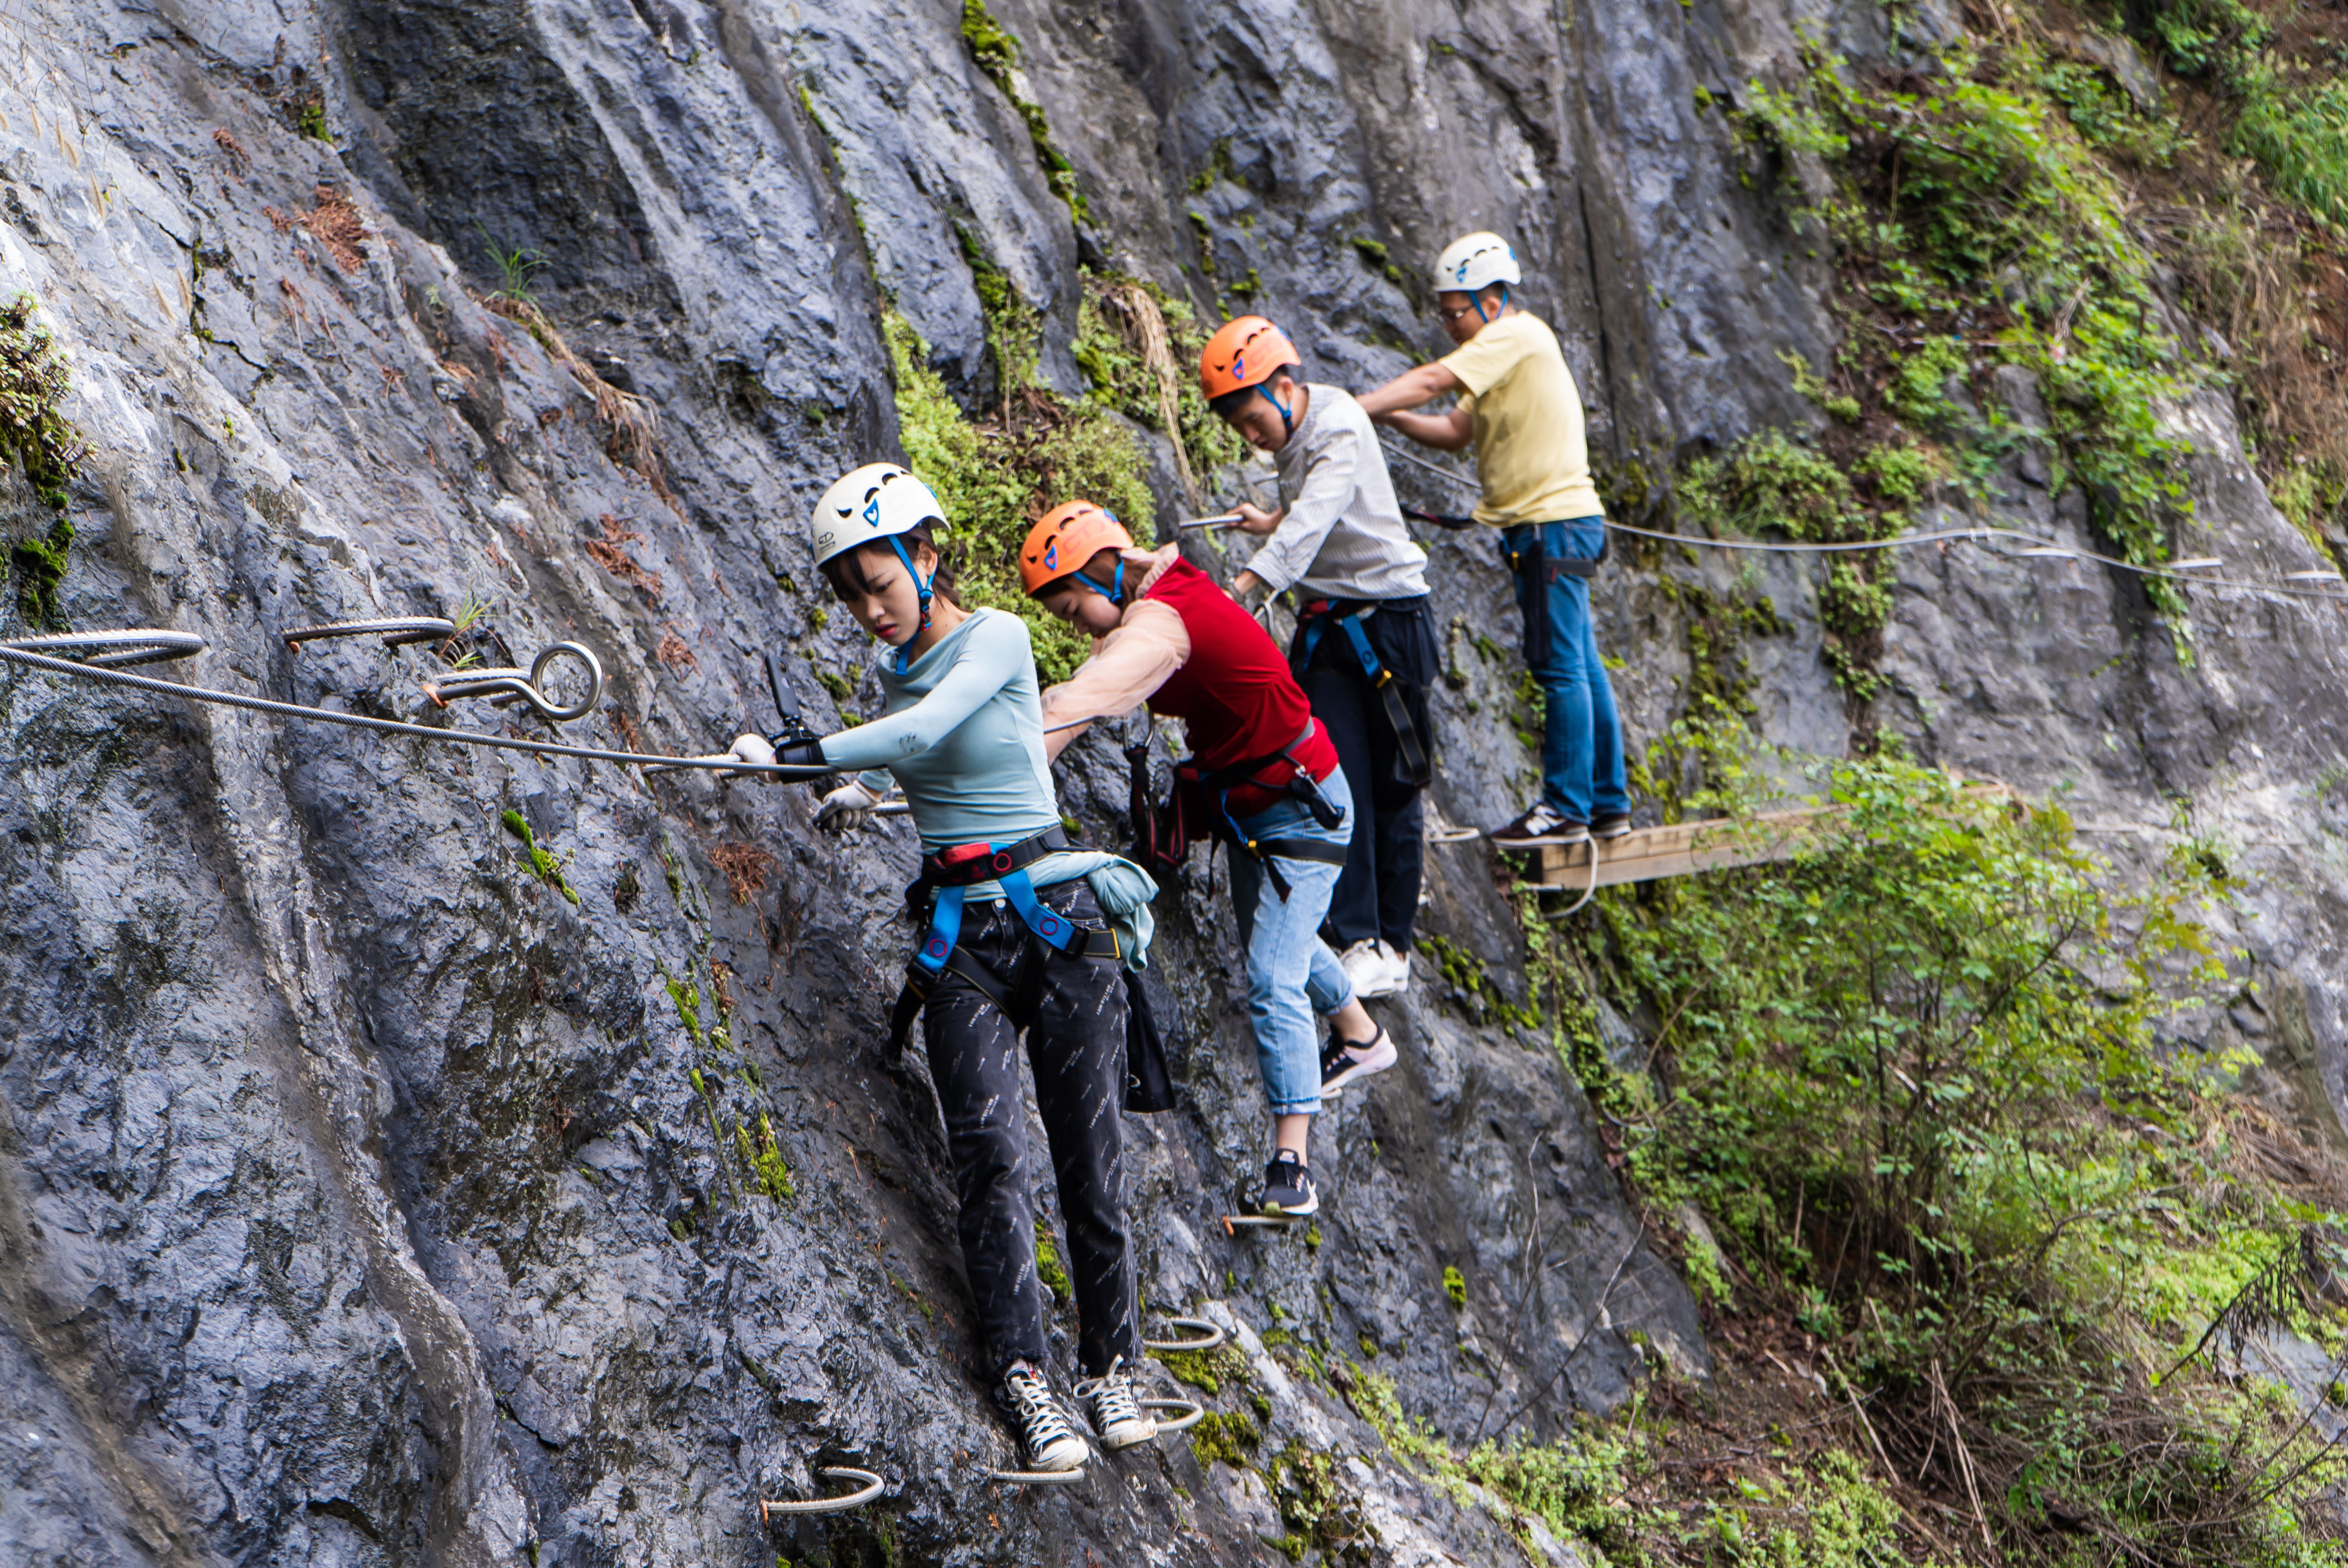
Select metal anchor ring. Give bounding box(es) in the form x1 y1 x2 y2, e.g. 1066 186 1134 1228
1142 1318 1227 1353
757 1466 883 1518
425 641 604 724
1141 1397 1206 1433
1 629 209 669
283 617 457 650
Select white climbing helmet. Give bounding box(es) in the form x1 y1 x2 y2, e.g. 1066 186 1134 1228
1435 231 1522 295
809 462 947 568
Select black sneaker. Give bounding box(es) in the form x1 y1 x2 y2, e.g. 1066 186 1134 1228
1259 1152 1320 1218
1320 1025 1398 1096
1591 812 1634 840
1490 803 1590 849
997 1364 1087 1472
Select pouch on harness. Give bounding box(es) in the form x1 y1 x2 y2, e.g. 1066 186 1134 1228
1292 601 1434 787
1502 530 1607 669
886 823 1175 1114
1125 721 1347 904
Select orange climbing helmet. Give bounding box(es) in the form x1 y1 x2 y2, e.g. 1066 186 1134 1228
1198 316 1301 401
1019 501 1137 599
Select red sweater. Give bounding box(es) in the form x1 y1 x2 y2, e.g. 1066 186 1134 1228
1142 559 1337 814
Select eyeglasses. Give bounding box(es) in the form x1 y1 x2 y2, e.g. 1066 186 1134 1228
1436 301 1480 323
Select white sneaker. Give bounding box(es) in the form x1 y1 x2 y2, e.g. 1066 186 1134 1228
1341 938 1404 999
1075 1357 1158 1451
1378 940 1413 994
998 1364 1087 1472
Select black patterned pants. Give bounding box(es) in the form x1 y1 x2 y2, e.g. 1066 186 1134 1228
921 878 1137 1379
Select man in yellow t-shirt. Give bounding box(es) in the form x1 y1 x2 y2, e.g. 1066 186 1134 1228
1356 231 1629 850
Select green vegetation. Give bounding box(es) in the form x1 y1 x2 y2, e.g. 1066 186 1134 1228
884 288 1154 682
475 221 549 305
1190 1408 1259 1469
959 0 1087 220
498 811 580 906
1157 1340 1252 1396
1418 933 1538 1031
1032 1216 1072 1305
0 295 82 626
1069 274 1245 479
1441 1265 1466 1309
1516 729 2348 1564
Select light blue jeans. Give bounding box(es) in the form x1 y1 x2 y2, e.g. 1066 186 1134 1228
1226 765 1357 1116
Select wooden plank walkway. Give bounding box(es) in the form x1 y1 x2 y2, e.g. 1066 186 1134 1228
1525 783 2017 891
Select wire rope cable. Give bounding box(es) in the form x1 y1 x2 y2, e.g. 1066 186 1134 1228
1142 1318 1227 1353
0 642 835 778
1374 436 2348 603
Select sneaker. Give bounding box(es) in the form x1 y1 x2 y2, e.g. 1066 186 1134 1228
1340 938 1404 999
1591 812 1634 840
1379 940 1415 994
1075 1356 1158 1451
997 1364 1087 1472
1259 1152 1320 1218
1490 803 1590 849
1320 1024 1398 1096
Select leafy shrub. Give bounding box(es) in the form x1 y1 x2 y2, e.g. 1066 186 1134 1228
2234 76 2348 231
0 293 83 625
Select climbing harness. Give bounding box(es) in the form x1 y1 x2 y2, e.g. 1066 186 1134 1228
423 641 605 723
759 1468 884 1518
1142 1318 1227 1353
885 823 1124 1050
283 616 456 649
1378 437 2348 605
1199 721 1349 903
1292 601 1433 786
0 630 835 778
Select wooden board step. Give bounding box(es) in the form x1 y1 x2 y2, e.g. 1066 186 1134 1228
1528 783 2017 891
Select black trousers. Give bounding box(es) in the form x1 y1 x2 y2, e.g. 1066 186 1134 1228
1291 596 1437 951
922 878 1137 1379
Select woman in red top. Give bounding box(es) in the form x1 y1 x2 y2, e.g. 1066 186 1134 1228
1022 503 1395 1218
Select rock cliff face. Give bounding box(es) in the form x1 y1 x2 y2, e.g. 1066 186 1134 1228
0 1 2341 1565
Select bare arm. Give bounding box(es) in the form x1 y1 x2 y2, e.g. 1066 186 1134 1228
1380 407 1475 451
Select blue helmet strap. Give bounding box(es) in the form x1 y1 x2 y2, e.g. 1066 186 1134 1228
1256 379 1295 439
884 532 934 675
1071 558 1126 606
1473 283 1510 323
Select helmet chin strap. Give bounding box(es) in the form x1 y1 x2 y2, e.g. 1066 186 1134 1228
1473 283 1510 323
1070 558 1126 606
1255 380 1295 440
884 534 935 628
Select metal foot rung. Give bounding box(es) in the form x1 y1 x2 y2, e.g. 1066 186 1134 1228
988 1466 1087 1485
1142 1317 1227 1353
1141 1397 1204 1433
1426 826 1483 844
1221 1213 1302 1235
284 617 455 649
2 629 207 668
759 1466 883 1518
423 641 604 723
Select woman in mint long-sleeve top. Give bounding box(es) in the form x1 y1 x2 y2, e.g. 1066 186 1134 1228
725 465 1154 1476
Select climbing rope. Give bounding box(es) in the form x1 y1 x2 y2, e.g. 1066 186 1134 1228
1376 438 2348 604
758 1467 884 1518
0 634 835 779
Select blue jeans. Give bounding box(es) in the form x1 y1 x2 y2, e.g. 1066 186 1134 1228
1226 765 1357 1117
1501 519 1629 824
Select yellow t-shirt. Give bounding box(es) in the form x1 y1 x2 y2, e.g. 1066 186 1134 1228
1439 312 1605 527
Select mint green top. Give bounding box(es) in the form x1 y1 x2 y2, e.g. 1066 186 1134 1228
817 608 1060 855
812 606 1158 966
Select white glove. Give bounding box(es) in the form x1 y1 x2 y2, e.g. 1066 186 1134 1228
815 777 884 833
720 731 776 781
